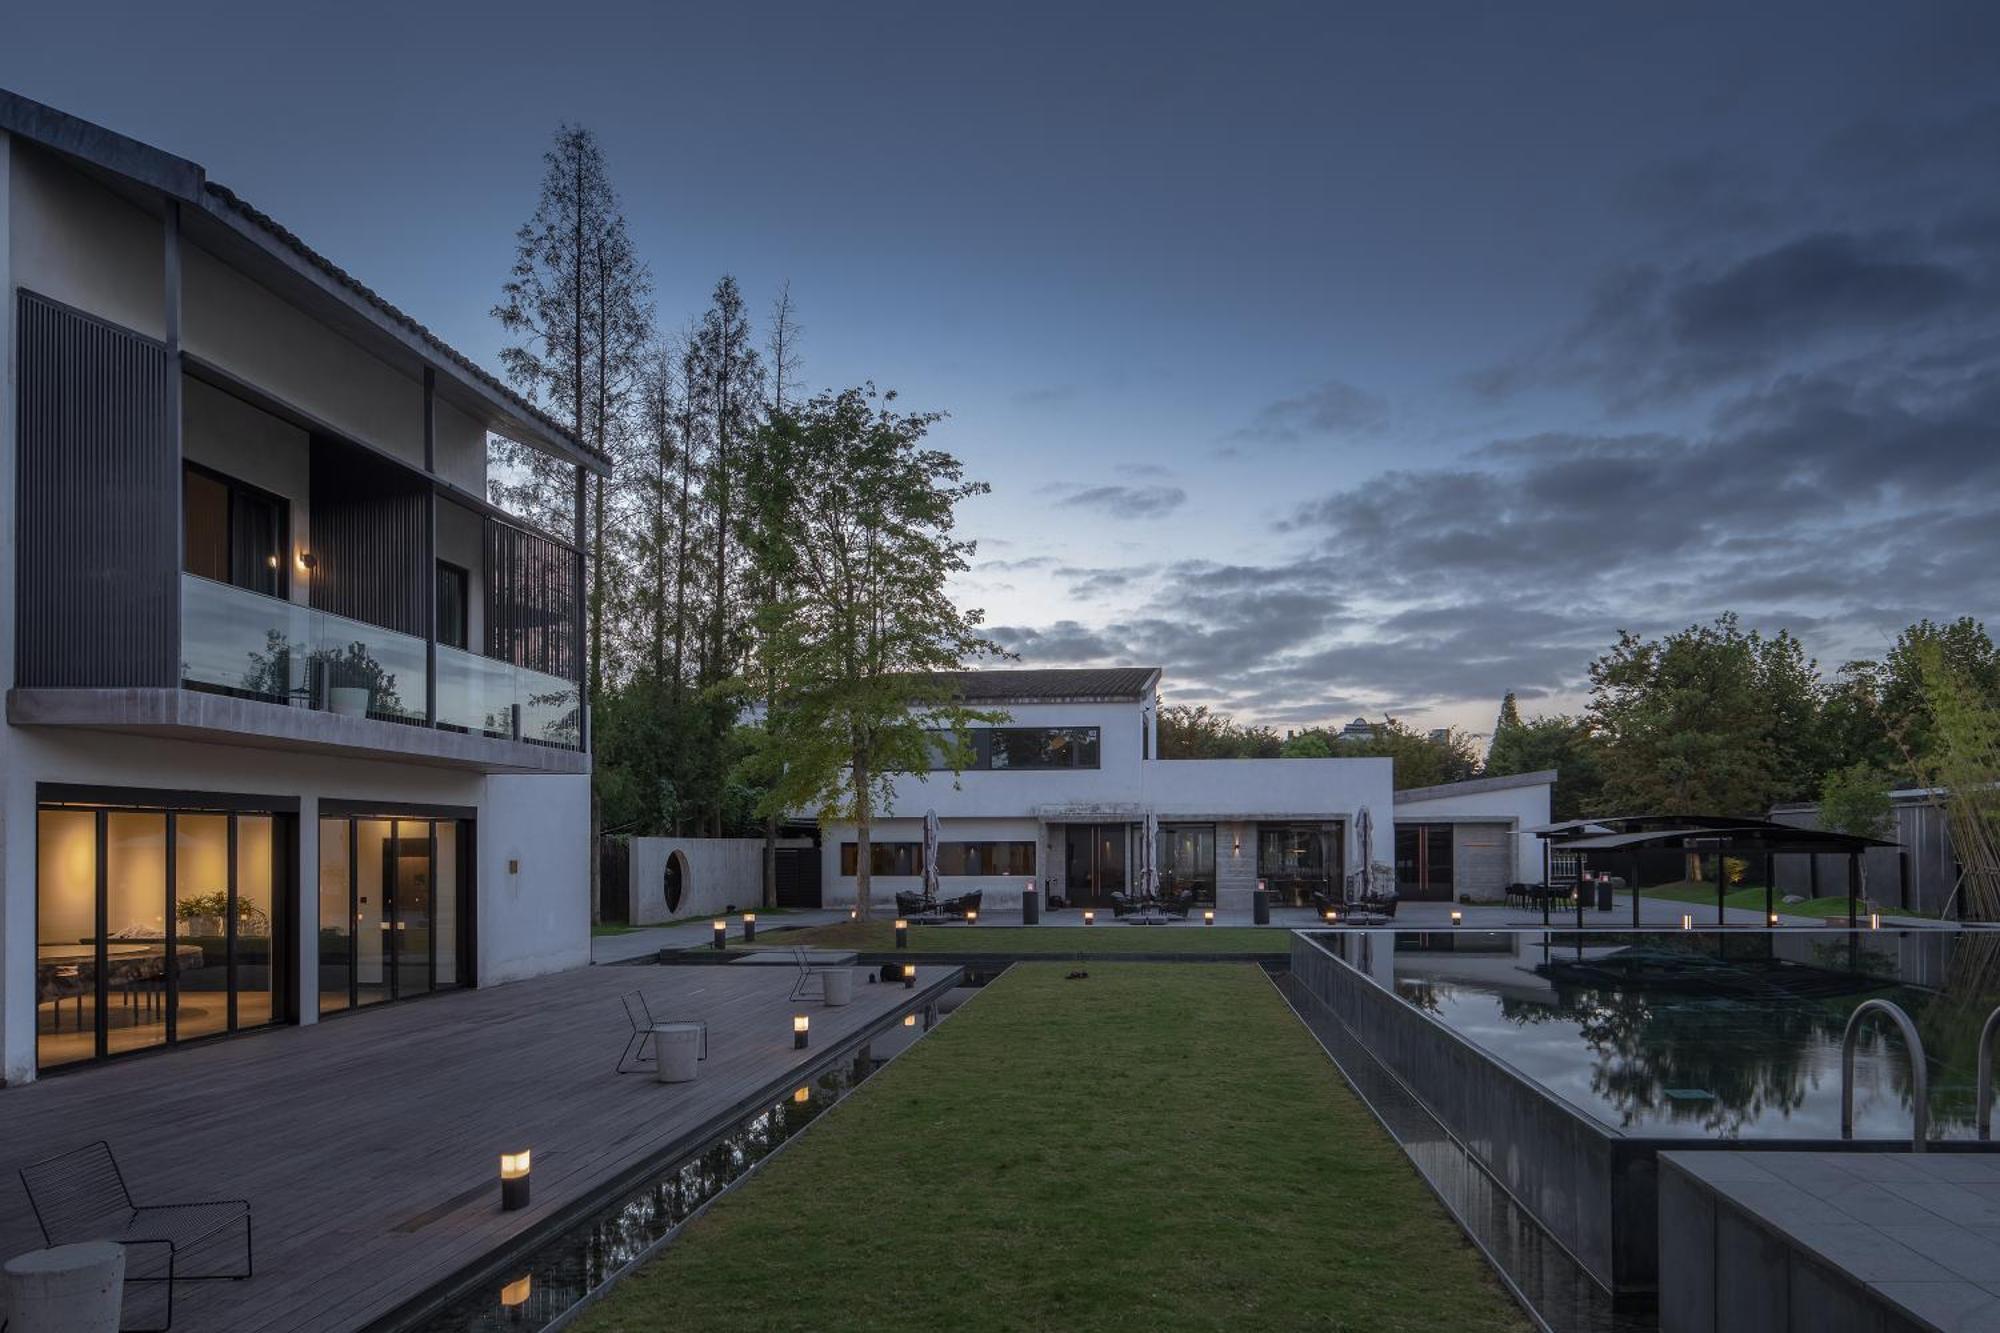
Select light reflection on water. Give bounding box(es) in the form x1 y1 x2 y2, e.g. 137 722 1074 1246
1383 930 2000 1140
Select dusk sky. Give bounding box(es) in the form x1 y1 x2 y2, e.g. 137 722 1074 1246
9 3 1999 737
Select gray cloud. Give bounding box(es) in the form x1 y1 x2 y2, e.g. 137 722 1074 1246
1226 378 1388 446
1052 484 1187 518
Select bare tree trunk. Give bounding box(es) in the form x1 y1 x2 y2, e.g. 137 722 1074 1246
853 748 872 920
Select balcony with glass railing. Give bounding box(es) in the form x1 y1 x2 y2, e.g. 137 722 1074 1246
179 573 581 752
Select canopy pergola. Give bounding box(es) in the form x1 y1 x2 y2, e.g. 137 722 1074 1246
1537 816 1900 928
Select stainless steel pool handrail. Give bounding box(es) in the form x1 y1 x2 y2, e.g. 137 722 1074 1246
1841 998 1929 1152
1977 1006 2000 1140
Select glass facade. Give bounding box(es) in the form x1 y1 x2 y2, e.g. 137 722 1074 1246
1159 823 1217 902
36 799 290 1073
317 815 471 1015
839 842 924 876
1257 823 1342 905
1395 825 1456 901
928 727 1101 771
933 841 1037 876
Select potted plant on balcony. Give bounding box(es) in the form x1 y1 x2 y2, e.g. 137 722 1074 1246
313 642 400 718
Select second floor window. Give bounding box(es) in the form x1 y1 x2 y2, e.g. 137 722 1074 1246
436 561 469 650
927 726 1102 771
183 462 286 598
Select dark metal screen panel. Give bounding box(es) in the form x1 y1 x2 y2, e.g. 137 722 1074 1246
15 292 175 687
307 438 427 637
484 517 580 681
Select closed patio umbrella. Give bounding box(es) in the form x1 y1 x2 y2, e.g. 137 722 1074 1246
1352 806 1373 901
922 809 941 906
1141 809 1159 900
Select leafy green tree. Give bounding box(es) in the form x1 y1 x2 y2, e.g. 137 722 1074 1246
752 387 1004 918
1818 761 1894 840
1486 713 1605 821
1881 617 2000 765
1156 704 1281 758
1279 731 1334 758
1336 719 1481 789
1493 691 1523 740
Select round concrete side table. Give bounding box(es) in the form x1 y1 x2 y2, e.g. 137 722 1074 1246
653 1021 704 1083
5 1240 125 1333
822 968 854 1007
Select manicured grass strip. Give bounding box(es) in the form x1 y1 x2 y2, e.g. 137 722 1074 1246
730 922 1291 954
1638 882 1931 919
576 963 1530 1333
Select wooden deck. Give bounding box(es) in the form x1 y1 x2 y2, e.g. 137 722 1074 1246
0 960 960 1332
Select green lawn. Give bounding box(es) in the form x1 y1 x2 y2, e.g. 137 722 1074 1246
730 921 1292 955
1638 881 1931 919
576 963 1529 1333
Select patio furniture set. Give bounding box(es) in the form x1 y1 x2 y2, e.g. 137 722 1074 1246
1310 889 1402 925
893 888 982 923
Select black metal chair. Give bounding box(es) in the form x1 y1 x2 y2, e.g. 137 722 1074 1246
617 991 709 1074
19 1139 251 1331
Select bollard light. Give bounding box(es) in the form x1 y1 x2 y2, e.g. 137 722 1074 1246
1681 914 1693 931
1203 909 1215 925
966 909 979 925
1083 909 1095 926
793 1014 810 1049
711 919 727 950
743 912 757 943
903 1013 917 1027
1870 912 1881 930
903 963 917 990
500 1149 532 1211
501 1274 532 1308
1768 912 1778 927
1323 909 1337 924
849 907 858 921
895 918 909 948
1451 910 1463 927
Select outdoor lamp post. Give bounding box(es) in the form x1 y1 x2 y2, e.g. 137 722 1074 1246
743 912 757 943
895 918 909 948
711 919 727 951
1451 910 1462 927
902 964 917 990
793 1014 810 1049
1203 909 1215 925
500 1150 531 1211
1083 909 1095 926
965 909 978 925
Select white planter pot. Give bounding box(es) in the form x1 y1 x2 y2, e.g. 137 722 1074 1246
5 1241 125 1333
653 1023 703 1083
328 686 371 718
822 969 854 1007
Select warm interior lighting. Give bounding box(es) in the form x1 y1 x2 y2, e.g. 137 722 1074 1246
793 1086 810 1104
500 1150 531 1180
500 1275 532 1308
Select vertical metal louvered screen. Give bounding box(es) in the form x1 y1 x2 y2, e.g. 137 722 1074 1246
483 518 580 682
15 292 176 687
307 440 428 636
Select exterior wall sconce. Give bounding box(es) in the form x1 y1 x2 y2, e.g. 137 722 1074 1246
894 918 909 948
296 550 317 576
500 1150 531 1211
711 920 727 950
500 1275 532 1308
1681 914 1693 930
793 1014 810 1049
902 964 917 990
1203 909 1215 925
1232 834 1242 856
1083 909 1095 926
1450 910 1462 927
743 912 757 943
265 553 279 570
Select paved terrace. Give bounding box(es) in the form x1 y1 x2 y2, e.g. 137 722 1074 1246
0 958 957 1332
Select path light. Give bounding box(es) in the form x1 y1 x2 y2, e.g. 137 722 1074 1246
903 963 917 990
500 1275 532 1308
1323 909 1338 924
1768 912 1779 927
1451 910 1463 927
1083 909 1095 926
895 918 909 949
1870 912 1882 930
793 1014 810 1050
1203 909 1215 925
849 907 858 922
711 920 727 951
500 1150 531 1211
966 909 978 925
1681 914 1693 931
903 1013 916 1027
743 912 757 943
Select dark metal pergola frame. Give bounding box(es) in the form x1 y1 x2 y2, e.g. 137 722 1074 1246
1534 815 1900 930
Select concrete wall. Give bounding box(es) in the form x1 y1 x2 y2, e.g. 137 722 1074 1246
9 140 165 340
630 837 812 924
479 774 591 982
1771 800 1937 914
1394 778 1552 883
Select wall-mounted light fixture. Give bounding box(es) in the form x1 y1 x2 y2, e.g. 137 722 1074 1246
500 1150 531 1211
296 550 317 575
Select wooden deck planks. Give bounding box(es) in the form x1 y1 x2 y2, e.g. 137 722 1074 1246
0 961 956 1332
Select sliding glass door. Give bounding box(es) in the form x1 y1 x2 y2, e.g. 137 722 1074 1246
318 815 470 1015
36 800 291 1073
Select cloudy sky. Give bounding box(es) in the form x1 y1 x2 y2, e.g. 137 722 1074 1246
9 3 1998 736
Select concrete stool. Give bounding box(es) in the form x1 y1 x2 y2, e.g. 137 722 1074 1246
822 968 854 1007
653 1021 704 1083
5 1241 125 1333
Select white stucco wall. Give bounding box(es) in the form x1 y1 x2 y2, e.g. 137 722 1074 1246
480 774 591 983
629 837 812 925
1394 779 1553 883
874 701 1148 818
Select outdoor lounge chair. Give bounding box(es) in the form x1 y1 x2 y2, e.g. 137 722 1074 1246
1108 892 1138 917
1156 889 1195 919
789 946 846 1001
938 890 983 918
894 890 934 918
617 991 709 1074
20 1139 252 1331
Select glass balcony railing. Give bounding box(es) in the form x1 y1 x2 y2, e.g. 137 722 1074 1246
179 574 582 750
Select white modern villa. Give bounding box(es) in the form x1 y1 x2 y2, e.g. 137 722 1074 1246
819 668 1553 912
0 91 594 1083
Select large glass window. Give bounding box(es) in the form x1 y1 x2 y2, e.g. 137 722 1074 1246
1159 824 1217 903
932 841 1037 876
182 462 286 597
927 727 1101 771
317 814 471 1016
1257 823 1341 906
839 842 924 876
1395 825 1456 901
37 800 291 1073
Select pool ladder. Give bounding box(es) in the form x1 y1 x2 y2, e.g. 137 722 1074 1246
1840 999 1930 1152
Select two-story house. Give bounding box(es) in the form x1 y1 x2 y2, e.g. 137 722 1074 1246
819 668 1553 912
0 91 594 1082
